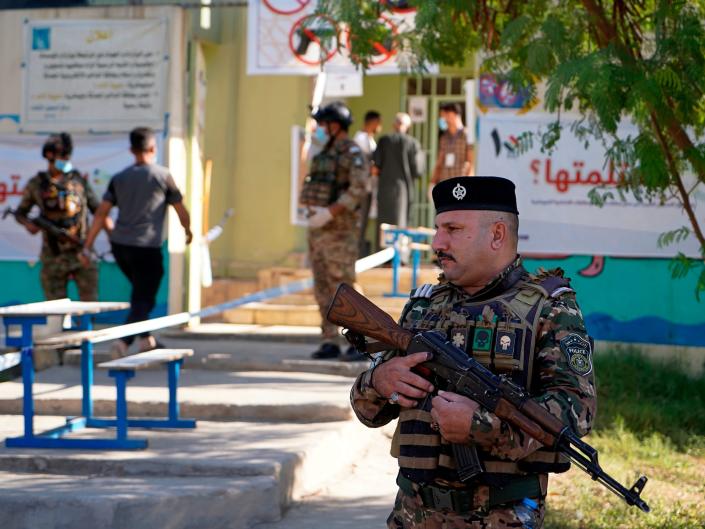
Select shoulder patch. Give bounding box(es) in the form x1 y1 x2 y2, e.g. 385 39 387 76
560 333 593 376
550 286 575 298
348 145 361 154
411 283 434 299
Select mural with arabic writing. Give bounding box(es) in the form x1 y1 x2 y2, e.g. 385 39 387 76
476 114 705 347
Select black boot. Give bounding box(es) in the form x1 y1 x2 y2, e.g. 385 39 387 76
311 342 341 359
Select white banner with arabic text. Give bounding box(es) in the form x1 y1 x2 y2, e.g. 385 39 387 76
476 113 704 257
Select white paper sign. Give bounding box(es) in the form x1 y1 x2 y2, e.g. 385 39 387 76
477 113 704 258
408 96 427 123
22 19 169 132
247 0 435 76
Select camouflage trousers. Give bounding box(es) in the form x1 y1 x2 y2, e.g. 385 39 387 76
386 489 545 529
40 251 98 301
308 225 359 342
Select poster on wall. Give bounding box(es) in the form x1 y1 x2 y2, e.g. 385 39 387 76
247 0 434 76
0 134 143 261
22 18 169 132
476 113 704 258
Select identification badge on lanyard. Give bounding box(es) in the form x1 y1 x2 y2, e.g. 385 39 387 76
444 152 456 168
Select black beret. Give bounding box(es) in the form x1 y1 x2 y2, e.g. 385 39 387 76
432 176 519 215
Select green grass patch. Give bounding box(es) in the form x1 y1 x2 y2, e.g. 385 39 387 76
592 349 705 453
544 350 705 528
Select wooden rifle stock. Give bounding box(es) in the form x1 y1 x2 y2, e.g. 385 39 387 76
326 283 413 350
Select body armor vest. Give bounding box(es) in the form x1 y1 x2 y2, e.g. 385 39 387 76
38 170 85 254
300 140 354 207
394 274 571 486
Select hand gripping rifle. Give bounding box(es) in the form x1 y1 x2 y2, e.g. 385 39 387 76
2 208 105 260
327 283 650 513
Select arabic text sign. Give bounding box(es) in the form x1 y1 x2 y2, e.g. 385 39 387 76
477 114 704 258
22 19 168 132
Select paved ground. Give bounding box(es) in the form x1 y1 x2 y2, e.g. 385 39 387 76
0 330 398 529
255 424 399 529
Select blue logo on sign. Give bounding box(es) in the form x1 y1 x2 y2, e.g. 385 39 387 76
32 28 51 51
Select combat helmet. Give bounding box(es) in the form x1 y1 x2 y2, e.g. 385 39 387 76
42 132 73 160
312 101 353 129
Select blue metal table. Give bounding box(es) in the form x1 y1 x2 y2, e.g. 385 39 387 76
1 299 131 449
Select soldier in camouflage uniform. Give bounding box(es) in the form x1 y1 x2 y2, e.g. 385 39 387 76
301 102 370 360
15 133 104 300
350 176 596 528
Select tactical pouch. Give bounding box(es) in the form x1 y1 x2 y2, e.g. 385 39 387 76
299 172 337 207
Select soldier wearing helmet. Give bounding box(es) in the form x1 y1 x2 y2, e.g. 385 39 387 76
14 132 108 300
300 102 370 361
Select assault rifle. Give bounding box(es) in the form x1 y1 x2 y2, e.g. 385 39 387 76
2 208 104 260
326 283 650 513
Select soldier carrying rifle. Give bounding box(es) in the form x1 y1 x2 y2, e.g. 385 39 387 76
348 176 598 529
12 132 111 301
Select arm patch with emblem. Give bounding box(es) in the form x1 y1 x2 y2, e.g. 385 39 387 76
560 333 593 375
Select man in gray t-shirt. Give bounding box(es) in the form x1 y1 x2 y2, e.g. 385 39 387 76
82 127 192 356
104 163 183 248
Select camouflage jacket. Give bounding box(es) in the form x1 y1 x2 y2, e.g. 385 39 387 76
350 258 597 486
16 169 99 256
300 136 369 231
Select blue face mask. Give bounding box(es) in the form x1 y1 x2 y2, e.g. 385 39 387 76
314 125 329 144
438 117 448 131
54 159 73 173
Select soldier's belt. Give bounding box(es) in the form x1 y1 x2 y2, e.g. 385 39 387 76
396 472 541 513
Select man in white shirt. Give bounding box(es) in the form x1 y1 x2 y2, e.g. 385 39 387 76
353 111 382 256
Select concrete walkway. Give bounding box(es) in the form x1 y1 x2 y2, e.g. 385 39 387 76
0 333 396 529
255 425 399 529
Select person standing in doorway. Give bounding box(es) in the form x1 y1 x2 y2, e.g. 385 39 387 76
373 112 421 250
81 127 192 357
353 110 382 257
429 103 474 194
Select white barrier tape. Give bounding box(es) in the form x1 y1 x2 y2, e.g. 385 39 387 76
35 248 396 347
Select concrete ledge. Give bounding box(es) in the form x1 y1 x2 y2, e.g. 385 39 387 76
159 323 322 344
0 417 377 529
0 368 355 422
0 473 280 529
0 398 351 422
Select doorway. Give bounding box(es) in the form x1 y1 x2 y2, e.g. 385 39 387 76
401 75 472 228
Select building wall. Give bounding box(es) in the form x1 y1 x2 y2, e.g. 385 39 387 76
0 5 185 317
202 8 311 278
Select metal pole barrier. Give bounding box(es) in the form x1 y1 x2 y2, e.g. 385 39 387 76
36 247 396 349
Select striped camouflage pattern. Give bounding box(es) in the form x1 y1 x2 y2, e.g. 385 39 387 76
350 261 596 526
386 489 545 529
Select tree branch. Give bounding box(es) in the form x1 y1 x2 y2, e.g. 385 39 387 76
649 113 705 257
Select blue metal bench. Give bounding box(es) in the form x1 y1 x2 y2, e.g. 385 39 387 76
95 349 196 449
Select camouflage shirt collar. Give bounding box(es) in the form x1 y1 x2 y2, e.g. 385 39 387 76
451 255 526 302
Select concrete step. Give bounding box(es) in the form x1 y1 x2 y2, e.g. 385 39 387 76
0 416 377 529
59 334 371 377
220 297 408 327
202 266 441 327
0 472 280 529
0 367 359 422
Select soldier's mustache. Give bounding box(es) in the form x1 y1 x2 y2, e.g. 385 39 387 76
436 251 455 262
